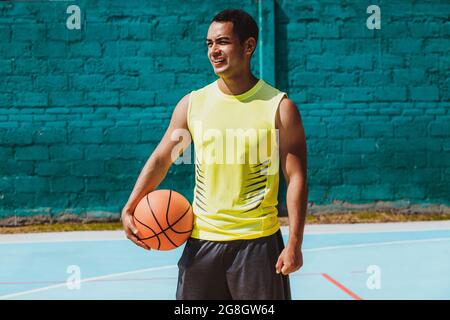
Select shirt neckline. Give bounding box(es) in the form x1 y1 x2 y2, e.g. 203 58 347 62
214 78 264 101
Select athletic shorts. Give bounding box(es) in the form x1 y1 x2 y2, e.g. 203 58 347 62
176 229 292 300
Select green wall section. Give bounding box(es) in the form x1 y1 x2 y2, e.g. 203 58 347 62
0 0 449 217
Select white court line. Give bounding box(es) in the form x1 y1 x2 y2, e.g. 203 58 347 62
0 264 178 300
2 237 450 300
302 227 450 235
299 220 450 234
303 237 450 252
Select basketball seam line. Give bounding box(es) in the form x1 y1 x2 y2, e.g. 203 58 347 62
146 192 177 249
137 205 192 241
134 215 161 249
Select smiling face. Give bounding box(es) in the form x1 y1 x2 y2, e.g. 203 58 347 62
206 21 255 78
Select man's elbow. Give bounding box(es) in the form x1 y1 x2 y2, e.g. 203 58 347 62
286 171 307 187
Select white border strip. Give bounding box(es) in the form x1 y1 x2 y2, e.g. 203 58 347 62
1 220 450 244
0 231 127 244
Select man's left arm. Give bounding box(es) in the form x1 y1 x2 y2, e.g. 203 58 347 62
275 97 308 276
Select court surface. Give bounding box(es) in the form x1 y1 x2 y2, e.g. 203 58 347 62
1 220 449 300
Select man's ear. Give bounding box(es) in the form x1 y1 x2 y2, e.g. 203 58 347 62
244 37 257 56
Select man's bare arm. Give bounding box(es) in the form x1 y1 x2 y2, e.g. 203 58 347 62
275 96 308 275
121 93 191 249
277 97 308 248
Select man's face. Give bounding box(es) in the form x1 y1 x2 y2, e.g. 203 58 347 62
206 21 249 77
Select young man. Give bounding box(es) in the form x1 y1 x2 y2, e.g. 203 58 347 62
121 9 308 300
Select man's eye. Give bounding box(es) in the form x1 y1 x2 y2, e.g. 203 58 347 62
206 42 227 46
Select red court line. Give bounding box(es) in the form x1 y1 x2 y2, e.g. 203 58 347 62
321 273 363 300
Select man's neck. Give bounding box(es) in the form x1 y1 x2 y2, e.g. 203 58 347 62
218 74 259 96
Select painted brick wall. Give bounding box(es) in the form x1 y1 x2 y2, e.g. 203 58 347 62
275 0 449 213
0 0 448 219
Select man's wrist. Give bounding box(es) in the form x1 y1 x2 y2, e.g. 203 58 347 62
287 236 303 249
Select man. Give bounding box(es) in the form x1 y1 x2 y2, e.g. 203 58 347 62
121 9 308 300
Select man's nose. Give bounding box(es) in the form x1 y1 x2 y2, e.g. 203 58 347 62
211 44 221 55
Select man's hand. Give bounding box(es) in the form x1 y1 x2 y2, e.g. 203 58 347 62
121 207 151 250
275 244 303 276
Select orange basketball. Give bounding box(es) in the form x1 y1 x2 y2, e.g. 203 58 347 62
133 189 193 251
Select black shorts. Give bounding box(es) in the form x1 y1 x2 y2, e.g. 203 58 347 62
176 229 292 300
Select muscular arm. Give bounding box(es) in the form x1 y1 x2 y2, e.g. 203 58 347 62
275 97 308 275
277 97 308 248
121 93 192 249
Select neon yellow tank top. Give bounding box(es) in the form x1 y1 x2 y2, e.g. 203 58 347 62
187 78 287 241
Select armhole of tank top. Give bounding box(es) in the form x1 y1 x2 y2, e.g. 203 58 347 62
186 91 194 134
273 92 288 130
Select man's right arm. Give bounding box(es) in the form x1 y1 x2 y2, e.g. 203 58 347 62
121 93 191 250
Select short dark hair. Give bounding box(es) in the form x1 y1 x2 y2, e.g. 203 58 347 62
212 9 259 47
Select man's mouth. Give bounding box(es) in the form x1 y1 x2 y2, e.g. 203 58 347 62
212 58 226 65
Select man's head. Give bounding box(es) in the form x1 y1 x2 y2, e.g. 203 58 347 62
206 9 259 77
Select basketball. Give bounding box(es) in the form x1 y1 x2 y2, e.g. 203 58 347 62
133 189 194 251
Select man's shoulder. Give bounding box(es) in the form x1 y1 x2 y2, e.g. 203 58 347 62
277 97 301 129
174 80 217 116
279 96 296 108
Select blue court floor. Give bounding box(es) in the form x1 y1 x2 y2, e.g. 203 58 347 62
1 221 449 300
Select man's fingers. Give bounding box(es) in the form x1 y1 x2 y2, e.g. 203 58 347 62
124 215 139 235
275 257 283 274
122 213 150 250
135 240 151 250
133 237 150 250
281 264 291 275
281 263 302 275
127 233 150 250
137 241 151 250
130 223 139 236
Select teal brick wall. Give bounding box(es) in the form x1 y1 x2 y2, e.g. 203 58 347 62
0 0 449 219
275 0 449 212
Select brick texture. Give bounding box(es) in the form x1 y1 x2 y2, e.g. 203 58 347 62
0 0 449 217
